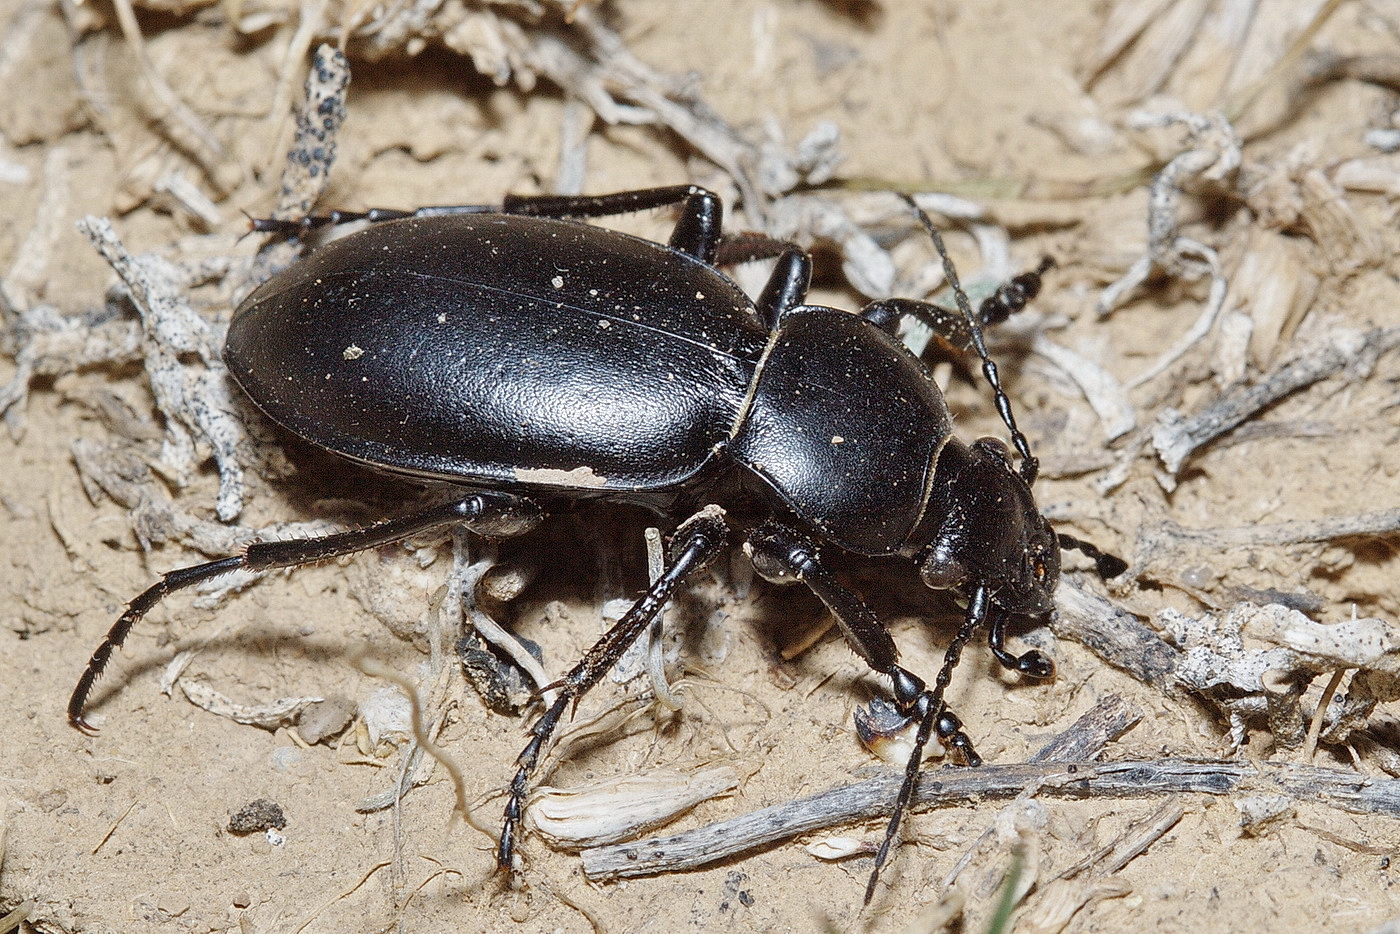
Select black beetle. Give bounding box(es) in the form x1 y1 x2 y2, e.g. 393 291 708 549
69 185 1120 902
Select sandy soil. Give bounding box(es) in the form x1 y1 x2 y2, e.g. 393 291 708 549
3 1 1400 932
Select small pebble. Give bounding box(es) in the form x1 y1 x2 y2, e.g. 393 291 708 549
228 799 287 835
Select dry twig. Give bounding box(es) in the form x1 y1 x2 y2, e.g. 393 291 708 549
1152 325 1400 475
582 755 1400 881
1051 581 1181 689
581 694 1140 880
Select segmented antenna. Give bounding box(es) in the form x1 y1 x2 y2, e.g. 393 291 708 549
900 194 1040 486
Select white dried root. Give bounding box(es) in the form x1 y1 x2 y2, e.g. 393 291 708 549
0 305 143 432
78 217 250 522
1084 0 1341 114
1218 228 1318 374
1096 109 1236 391
526 764 740 850
1056 579 1400 758
943 800 1047 929
1017 801 1180 934
803 836 871 861
177 677 323 729
1161 602 1400 750
1031 334 1136 441
1149 323 1400 476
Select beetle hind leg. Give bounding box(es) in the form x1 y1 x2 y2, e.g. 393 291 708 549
68 491 543 732
253 185 732 264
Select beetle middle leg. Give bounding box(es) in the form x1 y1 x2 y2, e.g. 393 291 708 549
497 505 729 875
68 491 542 732
501 186 724 263
512 193 818 330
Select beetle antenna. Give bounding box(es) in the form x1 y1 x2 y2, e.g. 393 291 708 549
1058 533 1128 579
900 194 1039 486
864 585 989 905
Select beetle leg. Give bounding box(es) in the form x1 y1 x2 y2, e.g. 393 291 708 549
899 199 1044 485
249 204 498 235
746 523 895 654
664 191 721 264
501 185 705 219
251 188 705 235
865 585 990 904
744 521 973 712
711 238 812 329
986 609 1055 679
858 256 1052 346
753 248 813 329
67 491 542 733
743 522 986 901
502 185 725 265
254 186 730 263
497 506 729 876
714 232 801 266
1058 533 1129 579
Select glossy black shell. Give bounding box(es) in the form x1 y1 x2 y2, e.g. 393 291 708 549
228 214 767 490
225 213 954 556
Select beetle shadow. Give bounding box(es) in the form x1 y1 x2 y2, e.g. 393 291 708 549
743 552 1061 703
236 409 446 520
72 623 374 727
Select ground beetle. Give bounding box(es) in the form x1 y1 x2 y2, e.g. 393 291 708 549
69 185 1122 902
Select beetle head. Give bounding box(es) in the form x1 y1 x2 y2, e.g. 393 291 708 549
912 436 1060 616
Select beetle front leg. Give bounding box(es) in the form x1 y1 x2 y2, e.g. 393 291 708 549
987 609 1055 678
68 491 542 732
865 587 989 904
744 522 993 902
743 522 978 752
498 506 729 876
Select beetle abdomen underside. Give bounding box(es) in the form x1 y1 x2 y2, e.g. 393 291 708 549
227 215 769 493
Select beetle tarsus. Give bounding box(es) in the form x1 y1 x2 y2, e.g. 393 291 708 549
978 255 1054 327
988 609 1056 679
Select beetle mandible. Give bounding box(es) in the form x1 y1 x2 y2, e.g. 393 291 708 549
69 185 1121 902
